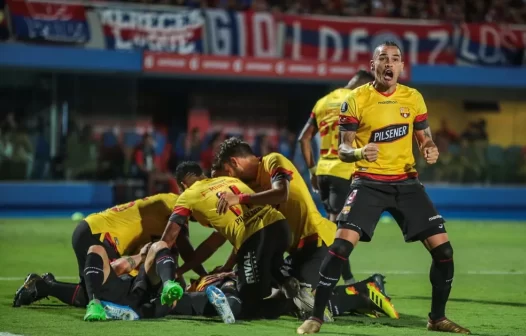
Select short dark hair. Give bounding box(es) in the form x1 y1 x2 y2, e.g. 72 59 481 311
175 161 203 184
374 41 402 58
215 137 255 167
355 70 374 82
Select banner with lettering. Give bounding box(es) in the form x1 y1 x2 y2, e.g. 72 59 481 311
7 0 90 43
204 9 277 57
98 8 204 53
282 16 455 65
454 23 526 66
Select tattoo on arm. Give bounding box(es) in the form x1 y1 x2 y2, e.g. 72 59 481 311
125 256 136 270
424 128 432 139
416 127 436 150
338 131 360 163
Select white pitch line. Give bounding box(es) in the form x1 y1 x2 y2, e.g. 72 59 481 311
0 332 25 336
0 271 524 281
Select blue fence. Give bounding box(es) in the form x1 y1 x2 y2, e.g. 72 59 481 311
0 182 525 220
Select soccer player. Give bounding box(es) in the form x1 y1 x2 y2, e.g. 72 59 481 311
13 193 204 308
297 41 471 334
160 161 309 319
82 240 183 321
213 139 335 289
298 70 374 285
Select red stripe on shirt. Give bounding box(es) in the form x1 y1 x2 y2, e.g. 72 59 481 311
354 172 418 182
172 206 191 217
270 167 294 179
339 115 359 125
414 113 428 123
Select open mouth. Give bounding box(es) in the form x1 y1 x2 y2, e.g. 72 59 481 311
384 69 394 81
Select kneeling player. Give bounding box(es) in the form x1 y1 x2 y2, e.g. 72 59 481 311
82 241 183 321
161 161 311 319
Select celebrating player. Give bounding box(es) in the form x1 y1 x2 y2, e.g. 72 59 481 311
160 161 311 319
13 193 204 308
298 70 374 285
297 41 470 334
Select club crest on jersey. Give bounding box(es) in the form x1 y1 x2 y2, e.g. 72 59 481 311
340 102 348 113
400 107 410 118
369 123 409 143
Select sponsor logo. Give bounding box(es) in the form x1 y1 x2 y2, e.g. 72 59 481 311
341 205 351 214
378 100 397 104
369 124 409 143
243 251 258 284
400 107 410 118
429 215 443 222
345 189 358 205
340 101 348 112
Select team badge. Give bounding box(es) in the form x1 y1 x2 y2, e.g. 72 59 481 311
340 101 348 113
344 189 358 206
400 107 410 118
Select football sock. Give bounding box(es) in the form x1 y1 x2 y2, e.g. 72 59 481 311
84 253 104 301
311 238 354 322
341 262 355 283
155 248 176 284
429 242 454 321
48 281 87 307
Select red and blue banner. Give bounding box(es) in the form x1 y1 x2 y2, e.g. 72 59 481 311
204 9 277 57
282 16 455 65
98 8 204 53
454 23 526 66
7 0 89 43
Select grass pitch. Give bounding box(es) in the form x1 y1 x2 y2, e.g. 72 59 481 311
0 218 525 336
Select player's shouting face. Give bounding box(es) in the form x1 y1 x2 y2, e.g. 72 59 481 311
371 43 404 89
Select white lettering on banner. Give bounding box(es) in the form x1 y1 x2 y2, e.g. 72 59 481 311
291 22 302 60
25 19 88 42
459 25 477 62
253 13 275 58
206 10 232 56
319 26 342 62
479 25 501 64
99 9 203 52
428 30 450 64
349 29 368 62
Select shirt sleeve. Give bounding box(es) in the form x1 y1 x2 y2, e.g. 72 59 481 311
309 98 322 127
265 153 294 184
413 91 429 130
339 92 359 132
169 191 192 227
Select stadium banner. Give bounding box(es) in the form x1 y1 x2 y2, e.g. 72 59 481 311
454 23 526 66
6 0 90 43
281 15 455 65
97 7 204 53
204 9 277 58
143 51 411 81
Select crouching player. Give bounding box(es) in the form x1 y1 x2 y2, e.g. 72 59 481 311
82 240 183 321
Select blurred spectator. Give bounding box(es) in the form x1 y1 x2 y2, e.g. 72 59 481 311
279 129 296 160
461 120 488 143
185 127 202 162
254 134 274 157
435 119 459 144
65 125 99 180
200 132 225 175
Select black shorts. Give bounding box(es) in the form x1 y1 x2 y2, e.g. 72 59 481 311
71 221 121 280
318 175 351 215
236 219 290 317
283 240 328 289
336 179 446 242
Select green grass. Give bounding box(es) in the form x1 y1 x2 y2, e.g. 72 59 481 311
0 218 525 336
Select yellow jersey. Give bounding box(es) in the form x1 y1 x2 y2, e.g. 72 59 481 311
311 88 354 179
250 153 335 250
170 177 284 250
85 193 178 256
339 83 428 181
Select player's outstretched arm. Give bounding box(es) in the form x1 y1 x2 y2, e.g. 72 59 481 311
415 127 439 164
110 243 151 276
176 234 208 276
176 232 227 276
298 116 319 177
217 179 289 213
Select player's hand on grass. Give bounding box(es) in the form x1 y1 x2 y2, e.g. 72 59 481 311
217 192 240 214
423 146 439 164
310 174 319 194
363 143 379 162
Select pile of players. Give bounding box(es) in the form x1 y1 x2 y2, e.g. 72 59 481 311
13 42 470 335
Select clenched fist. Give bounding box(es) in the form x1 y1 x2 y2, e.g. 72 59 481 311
363 143 379 162
423 146 439 164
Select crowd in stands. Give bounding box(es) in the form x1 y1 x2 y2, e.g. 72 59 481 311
108 0 526 24
1 111 526 185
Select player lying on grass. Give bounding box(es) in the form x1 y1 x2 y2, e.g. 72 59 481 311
13 193 205 308
160 161 314 319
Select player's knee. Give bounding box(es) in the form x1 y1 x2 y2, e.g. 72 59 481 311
328 238 354 259
150 241 168 254
430 241 453 261
86 244 106 257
